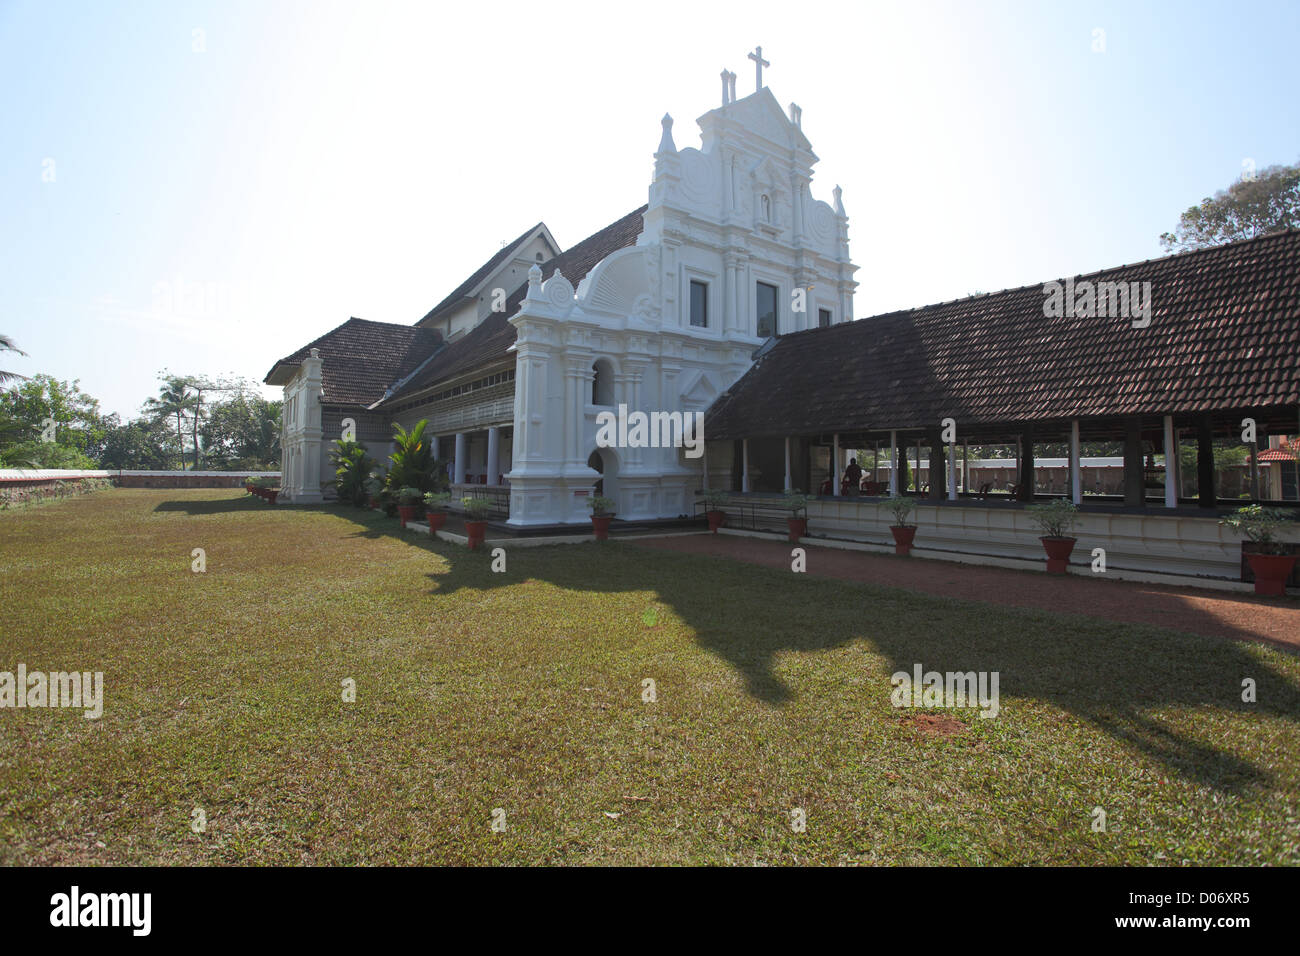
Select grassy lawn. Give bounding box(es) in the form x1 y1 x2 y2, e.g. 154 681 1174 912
1 487 1298 866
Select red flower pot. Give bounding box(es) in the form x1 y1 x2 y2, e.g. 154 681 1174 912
245 483 254 494
1246 553 1298 597
397 504 417 527
267 490 279 505
368 496 380 510
1040 536 1077 574
706 510 725 534
465 520 487 550
787 516 807 542
890 525 916 556
592 514 613 541
426 511 447 533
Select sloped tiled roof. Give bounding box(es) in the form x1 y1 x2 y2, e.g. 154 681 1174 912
1259 439 1296 462
263 318 442 407
416 221 551 327
379 205 647 406
706 229 1300 439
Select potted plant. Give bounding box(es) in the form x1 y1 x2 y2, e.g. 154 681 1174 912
244 475 256 494
461 496 492 550
424 490 451 533
1220 505 1299 596
781 490 810 543
880 495 917 555
363 474 383 510
701 489 729 534
1026 499 1080 574
395 486 423 527
586 495 617 541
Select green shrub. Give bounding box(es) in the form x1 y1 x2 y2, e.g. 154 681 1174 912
586 495 616 516
1220 505 1299 555
1026 498 1080 538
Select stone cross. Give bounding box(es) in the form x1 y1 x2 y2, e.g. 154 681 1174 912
748 46 769 90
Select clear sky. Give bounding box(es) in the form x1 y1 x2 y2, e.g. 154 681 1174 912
2 0 1297 418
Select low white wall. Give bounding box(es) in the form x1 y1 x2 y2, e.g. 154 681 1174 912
804 498 1244 581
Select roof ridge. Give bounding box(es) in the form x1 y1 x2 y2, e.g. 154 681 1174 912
852 228 1300 323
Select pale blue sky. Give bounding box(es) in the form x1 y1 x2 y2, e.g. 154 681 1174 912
2 0 1297 417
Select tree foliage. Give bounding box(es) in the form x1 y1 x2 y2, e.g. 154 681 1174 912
1160 161 1300 252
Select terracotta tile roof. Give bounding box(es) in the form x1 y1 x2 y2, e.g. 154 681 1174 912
379 205 647 406
1259 439 1296 462
706 229 1300 440
416 221 550 327
263 318 442 407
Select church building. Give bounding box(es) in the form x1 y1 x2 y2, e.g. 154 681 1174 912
265 54 859 526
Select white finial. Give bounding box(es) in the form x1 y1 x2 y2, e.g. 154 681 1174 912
748 46 770 90
309 348 320 359
727 71 737 102
720 69 731 105
527 263 542 297
658 113 676 154
833 184 845 216
789 103 802 129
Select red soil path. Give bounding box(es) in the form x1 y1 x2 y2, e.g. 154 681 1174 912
631 533 1300 652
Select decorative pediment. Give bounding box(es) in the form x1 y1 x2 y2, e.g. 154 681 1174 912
576 245 662 325
679 369 720 411
700 87 813 153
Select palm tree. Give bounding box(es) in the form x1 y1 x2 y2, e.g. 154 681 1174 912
1 335 27 387
142 379 196 469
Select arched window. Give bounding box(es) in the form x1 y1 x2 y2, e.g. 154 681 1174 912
591 359 615 406
535 251 544 262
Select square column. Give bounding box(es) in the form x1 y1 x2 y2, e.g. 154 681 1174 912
889 430 898 495
832 433 840 496
1069 419 1082 504
1162 415 1177 508
783 437 792 491
486 427 501 486
454 432 467 485
741 439 751 493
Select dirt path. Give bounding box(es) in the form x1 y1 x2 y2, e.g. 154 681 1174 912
630 533 1300 651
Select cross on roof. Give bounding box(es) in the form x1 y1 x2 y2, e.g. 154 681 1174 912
748 46 769 90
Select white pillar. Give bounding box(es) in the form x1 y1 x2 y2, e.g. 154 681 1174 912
701 442 709 491
783 437 792 491
1069 419 1082 504
962 440 970 494
742 439 751 493
947 442 957 501
832 433 840 496
486 427 500 486
1249 440 1259 500
453 432 467 485
1162 415 1177 508
889 430 898 495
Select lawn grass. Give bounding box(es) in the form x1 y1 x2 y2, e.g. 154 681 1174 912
1 487 1298 865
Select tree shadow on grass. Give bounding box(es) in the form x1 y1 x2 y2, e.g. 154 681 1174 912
331 512 1300 793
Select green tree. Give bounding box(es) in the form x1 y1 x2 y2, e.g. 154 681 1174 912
98 417 175 469
0 374 108 467
1160 161 1300 252
0 334 27 387
200 394 281 469
141 378 196 469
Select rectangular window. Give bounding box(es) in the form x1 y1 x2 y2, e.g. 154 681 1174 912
690 280 708 328
756 282 778 337
818 308 832 329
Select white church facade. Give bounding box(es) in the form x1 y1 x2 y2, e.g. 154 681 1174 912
266 56 859 527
